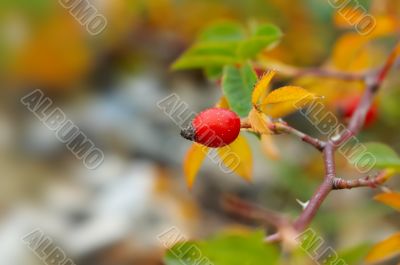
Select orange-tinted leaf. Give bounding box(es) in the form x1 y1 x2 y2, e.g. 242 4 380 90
374 192 400 211
261 134 280 160
262 86 314 105
15 16 90 88
366 233 400 264
216 96 230 109
252 70 276 104
333 7 366 29
218 135 252 181
183 143 209 189
248 107 271 134
369 15 398 38
332 33 370 71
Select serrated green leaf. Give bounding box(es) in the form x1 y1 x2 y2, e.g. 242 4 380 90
164 230 279 265
238 24 282 58
222 63 257 117
362 142 400 170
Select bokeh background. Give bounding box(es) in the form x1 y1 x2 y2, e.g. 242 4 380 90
1 0 400 264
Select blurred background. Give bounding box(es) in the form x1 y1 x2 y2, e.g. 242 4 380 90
0 0 400 264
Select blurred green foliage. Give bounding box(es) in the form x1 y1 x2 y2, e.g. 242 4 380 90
164 230 279 265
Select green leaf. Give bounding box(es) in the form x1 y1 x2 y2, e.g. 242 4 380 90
253 24 283 38
363 142 400 170
164 241 201 265
164 230 279 265
185 42 239 57
204 66 223 80
172 42 240 70
338 243 371 265
1 0 55 18
238 24 282 58
172 21 244 70
222 63 257 117
171 22 282 71
198 21 245 42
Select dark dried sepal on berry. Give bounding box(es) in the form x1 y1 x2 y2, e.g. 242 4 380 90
180 124 196 141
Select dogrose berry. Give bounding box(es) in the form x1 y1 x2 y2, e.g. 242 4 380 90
180 108 241 148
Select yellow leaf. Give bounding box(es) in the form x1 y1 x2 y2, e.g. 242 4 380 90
183 143 209 189
366 233 400 264
260 86 317 118
262 86 315 105
252 70 276 105
374 192 400 212
248 108 271 134
261 134 280 160
263 101 303 118
216 96 230 109
218 135 252 181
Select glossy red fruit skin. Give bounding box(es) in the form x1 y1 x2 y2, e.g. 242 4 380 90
190 108 240 148
340 96 378 127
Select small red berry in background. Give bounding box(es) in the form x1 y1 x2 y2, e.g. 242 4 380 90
337 96 378 127
181 108 241 148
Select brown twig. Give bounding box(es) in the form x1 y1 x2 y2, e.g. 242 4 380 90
240 120 325 151
334 43 400 146
254 61 365 81
271 123 326 152
293 44 398 233
222 195 288 228
256 57 400 82
290 67 364 81
265 42 399 243
293 143 335 231
332 170 390 190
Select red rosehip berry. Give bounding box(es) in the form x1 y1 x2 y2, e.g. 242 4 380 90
337 96 378 127
180 108 241 148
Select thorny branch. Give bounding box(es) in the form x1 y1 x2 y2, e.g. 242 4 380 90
238 42 400 243
293 144 336 232
332 170 392 190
